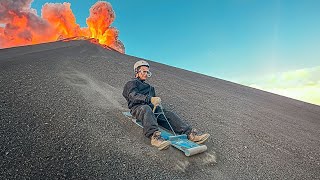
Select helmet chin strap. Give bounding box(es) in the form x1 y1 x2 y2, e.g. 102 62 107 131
135 73 143 80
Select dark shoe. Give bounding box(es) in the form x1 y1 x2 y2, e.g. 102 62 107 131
188 129 210 144
151 131 170 150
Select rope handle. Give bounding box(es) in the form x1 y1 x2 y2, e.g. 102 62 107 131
153 105 157 113
152 103 177 136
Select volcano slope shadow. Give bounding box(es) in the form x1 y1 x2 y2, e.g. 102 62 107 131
1 40 320 179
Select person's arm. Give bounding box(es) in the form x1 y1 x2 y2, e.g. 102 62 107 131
149 86 160 107
123 81 151 104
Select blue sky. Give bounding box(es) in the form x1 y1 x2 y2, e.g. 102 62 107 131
31 0 320 78
31 0 320 105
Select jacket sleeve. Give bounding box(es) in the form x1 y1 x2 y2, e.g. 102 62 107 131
123 81 151 104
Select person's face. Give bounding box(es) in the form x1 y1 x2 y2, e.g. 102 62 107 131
137 66 150 80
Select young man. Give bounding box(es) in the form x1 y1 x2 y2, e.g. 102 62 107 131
122 60 210 150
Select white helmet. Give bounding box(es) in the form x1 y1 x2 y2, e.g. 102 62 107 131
134 60 150 73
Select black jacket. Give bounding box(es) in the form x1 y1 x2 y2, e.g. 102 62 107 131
122 78 156 110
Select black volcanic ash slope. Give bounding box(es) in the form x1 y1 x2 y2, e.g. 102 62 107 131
1 40 319 179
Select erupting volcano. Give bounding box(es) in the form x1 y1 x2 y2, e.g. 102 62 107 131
0 0 124 53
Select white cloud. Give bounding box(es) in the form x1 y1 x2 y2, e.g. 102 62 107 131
238 66 320 106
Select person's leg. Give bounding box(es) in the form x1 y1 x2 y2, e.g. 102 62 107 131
131 105 170 150
155 107 192 135
131 105 159 138
155 106 210 144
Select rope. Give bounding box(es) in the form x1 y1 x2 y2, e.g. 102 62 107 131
154 104 177 136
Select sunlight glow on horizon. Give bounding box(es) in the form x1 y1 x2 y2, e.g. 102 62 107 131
239 66 320 106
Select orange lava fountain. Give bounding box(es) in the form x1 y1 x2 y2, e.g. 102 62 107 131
0 1 124 53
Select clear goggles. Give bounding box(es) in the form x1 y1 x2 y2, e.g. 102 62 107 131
139 70 152 77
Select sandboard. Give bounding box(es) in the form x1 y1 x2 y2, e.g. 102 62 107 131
122 111 207 156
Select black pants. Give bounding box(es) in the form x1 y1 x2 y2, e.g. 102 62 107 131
130 105 192 138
